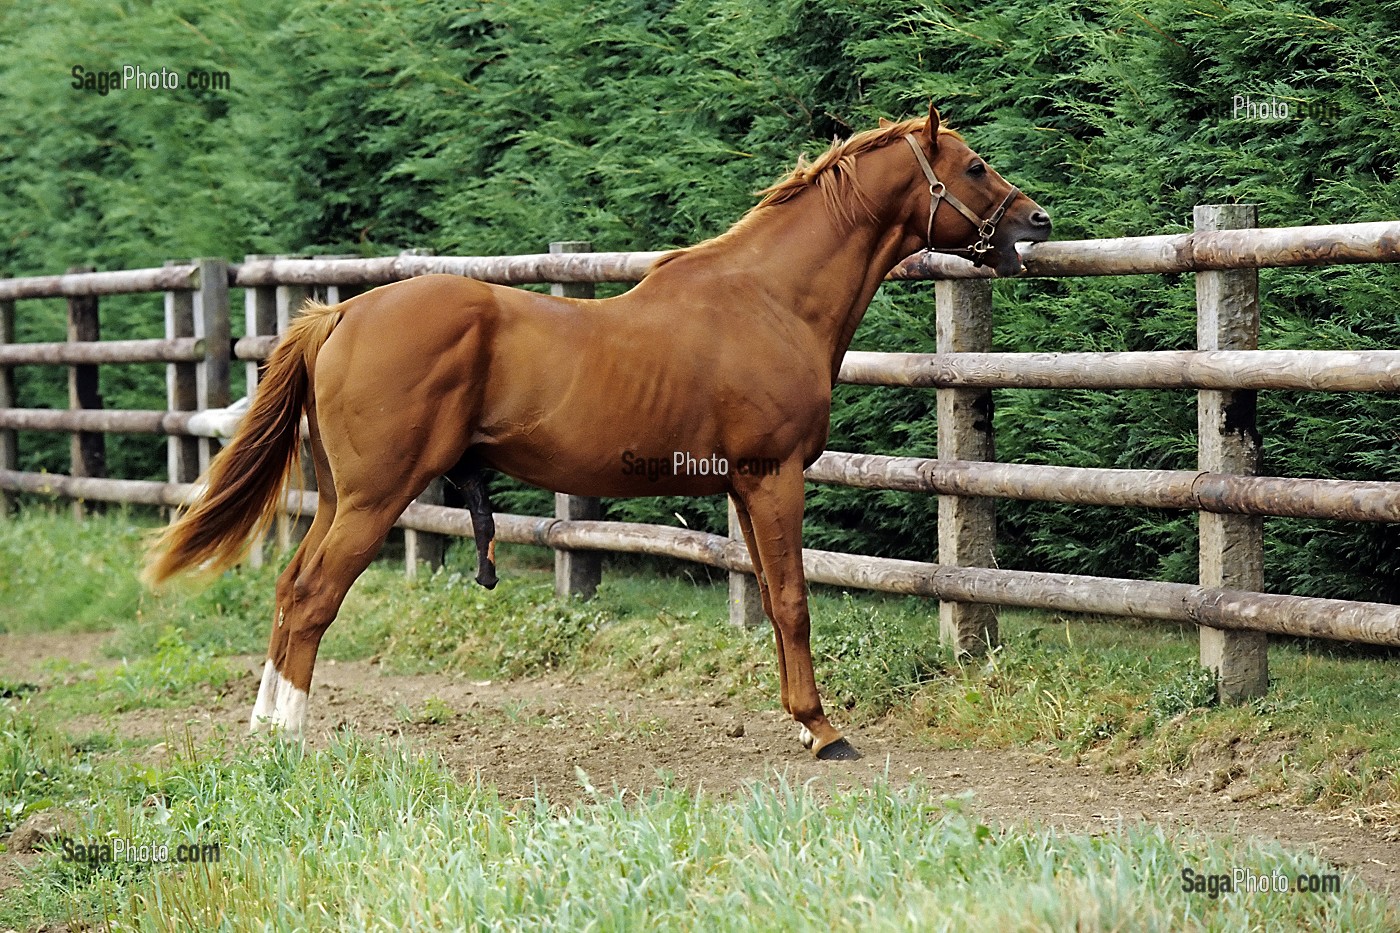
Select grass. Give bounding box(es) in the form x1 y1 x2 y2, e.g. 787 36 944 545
1 719 1393 931
3 506 1398 815
2 505 1399 929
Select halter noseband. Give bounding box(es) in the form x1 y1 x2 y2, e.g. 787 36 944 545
903 134 1019 267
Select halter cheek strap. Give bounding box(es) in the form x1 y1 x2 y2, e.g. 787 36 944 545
903 134 1019 267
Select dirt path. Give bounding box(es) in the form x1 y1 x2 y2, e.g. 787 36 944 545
3 632 1397 900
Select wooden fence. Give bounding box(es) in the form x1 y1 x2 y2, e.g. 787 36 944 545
4 208 1400 702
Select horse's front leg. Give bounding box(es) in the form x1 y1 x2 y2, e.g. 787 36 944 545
731 467 861 761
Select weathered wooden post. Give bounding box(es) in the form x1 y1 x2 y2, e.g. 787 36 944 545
166 259 229 515
728 497 765 628
275 268 313 550
0 297 16 517
555 491 601 599
936 278 998 654
165 265 200 498
243 256 279 567
193 258 231 474
406 478 445 579
551 240 603 600
1195 204 1268 701
66 267 105 519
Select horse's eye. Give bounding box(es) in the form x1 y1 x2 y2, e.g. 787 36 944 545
968 162 987 177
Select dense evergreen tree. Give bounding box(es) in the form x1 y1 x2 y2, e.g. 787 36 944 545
3 0 1397 598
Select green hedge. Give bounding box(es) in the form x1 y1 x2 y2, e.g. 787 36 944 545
3 0 1398 599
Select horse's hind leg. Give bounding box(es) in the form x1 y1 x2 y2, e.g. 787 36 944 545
250 402 338 734
261 423 473 738
268 498 410 737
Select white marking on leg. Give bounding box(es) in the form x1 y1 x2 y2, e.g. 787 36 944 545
249 659 280 733
798 725 814 749
271 677 308 742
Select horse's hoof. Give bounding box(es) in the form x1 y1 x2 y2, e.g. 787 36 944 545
476 566 498 589
815 738 862 761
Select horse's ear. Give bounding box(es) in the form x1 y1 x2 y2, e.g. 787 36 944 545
925 103 942 148
879 117 894 128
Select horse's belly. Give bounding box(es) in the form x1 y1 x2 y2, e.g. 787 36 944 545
476 425 737 498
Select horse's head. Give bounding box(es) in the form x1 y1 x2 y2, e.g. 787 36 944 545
902 103 1051 276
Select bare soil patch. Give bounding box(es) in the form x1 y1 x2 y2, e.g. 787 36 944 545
2 632 1396 902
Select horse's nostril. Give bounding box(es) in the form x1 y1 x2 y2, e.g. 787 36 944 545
1030 210 1051 228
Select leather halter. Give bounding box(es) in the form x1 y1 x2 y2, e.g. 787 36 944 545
904 134 1020 267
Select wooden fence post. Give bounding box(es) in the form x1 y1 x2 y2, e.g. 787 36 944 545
406 478 445 579
399 250 447 578
936 278 998 654
193 258 230 474
243 256 278 567
551 240 603 599
67 266 106 519
0 298 15 517
165 265 200 497
276 270 313 550
728 497 765 628
1196 204 1268 702
555 492 601 599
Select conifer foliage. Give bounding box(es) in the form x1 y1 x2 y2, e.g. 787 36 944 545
3 1 1398 598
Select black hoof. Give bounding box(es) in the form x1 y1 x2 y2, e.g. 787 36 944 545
476 564 498 589
816 738 862 761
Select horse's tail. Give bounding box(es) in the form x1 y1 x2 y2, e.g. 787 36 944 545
142 301 344 586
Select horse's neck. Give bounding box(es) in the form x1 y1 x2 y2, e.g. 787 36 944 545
646 179 912 371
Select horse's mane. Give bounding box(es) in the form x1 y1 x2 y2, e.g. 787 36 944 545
648 116 964 274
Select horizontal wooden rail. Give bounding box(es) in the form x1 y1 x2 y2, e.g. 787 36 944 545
289 494 1400 648
233 335 278 360
0 337 204 365
838 349 1400 391
6 469 1394 648
806 452 1400 522
235 338 1400 393
232 251 667 288
2 221 1395 303
0 407 240 437
1 221 1396 302
0 471 187 507
9 404 1397 519
891 220 1400 280
0 265 199 300
221 221 1400 290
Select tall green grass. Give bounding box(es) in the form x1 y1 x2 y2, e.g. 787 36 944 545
2 721 1393 931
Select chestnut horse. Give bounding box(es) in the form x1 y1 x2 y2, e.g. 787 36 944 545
145 104 1050 759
